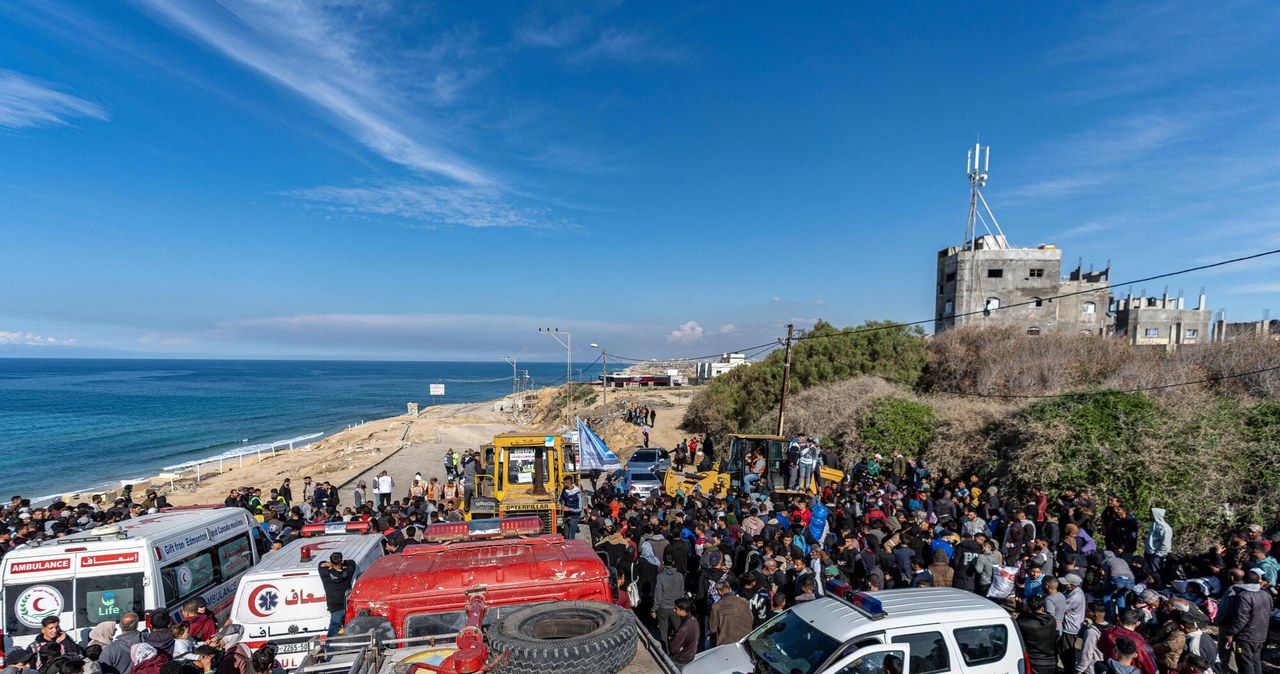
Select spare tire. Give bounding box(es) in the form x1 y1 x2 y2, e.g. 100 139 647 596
489 601 637 674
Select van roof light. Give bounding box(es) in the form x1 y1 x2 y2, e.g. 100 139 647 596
421 517 543 543
300 521 372 538
849 592 887 619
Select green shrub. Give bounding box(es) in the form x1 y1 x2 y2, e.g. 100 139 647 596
858 396 934 457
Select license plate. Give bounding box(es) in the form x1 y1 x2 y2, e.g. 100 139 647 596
273 641 311 654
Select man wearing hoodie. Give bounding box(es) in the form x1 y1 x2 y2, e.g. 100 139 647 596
928 548 954 587
1218 570 1271 674
557 476 582 540
1100 637 1142 674
1146 508 1173 577
101 614 146 674
651 550 686 646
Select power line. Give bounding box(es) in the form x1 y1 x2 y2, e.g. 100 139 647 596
794 246 1280 343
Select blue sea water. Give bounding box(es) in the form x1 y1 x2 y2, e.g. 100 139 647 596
0 359 601 501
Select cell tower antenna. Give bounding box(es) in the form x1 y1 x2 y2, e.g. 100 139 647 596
964 141 1007 250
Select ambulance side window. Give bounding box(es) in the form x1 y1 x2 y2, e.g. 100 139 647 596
250 528 271 559
161 551 216 605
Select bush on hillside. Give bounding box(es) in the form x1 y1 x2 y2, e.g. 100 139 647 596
681 320 926 435
919 326 1280 399
858 396 934 457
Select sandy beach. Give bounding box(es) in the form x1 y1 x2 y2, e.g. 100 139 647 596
141 385 699 508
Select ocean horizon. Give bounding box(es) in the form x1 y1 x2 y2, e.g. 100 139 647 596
0 358 605 501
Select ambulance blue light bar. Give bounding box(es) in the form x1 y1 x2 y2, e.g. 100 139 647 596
849 592 887 619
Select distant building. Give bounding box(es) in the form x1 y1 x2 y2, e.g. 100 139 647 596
1113 292 1212 349
695 353 747 382
934 234 1112 336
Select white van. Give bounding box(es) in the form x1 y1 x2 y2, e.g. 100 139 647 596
232 522 385 669
2 507 266 653
684 588 1027 674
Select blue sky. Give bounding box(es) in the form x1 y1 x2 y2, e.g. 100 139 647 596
1 1 1278 361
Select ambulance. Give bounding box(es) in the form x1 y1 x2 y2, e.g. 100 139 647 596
231 522 385 669
1 506 266 655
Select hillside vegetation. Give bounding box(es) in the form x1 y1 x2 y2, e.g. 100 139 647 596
682 323 1280 549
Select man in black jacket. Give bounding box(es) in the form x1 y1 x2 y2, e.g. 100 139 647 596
1016 595 1058 674
319 552 355 642
1219 571 1271 674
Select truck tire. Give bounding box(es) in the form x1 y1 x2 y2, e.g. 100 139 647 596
489 601 637 674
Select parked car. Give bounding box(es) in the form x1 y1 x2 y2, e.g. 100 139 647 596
683 588 1026 674
626 447 670 474
628 470 663 498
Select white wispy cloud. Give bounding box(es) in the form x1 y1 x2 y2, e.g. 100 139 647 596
514 15 590 48
576 28 685 65
135 0 487 185
667 321 705 344
0 330 77 346
284 182 568 230
0 69 107 129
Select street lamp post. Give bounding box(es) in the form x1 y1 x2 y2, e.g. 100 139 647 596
539 328 572 421
590 343 607 413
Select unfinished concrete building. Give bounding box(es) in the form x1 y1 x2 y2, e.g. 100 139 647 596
1112 292 1212 348
935 234 1112 335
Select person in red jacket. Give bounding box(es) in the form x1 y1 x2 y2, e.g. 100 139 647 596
181 600 217 643
1099 609 1157 674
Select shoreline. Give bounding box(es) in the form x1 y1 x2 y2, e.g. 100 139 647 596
44 397 504 507
46 385 698 509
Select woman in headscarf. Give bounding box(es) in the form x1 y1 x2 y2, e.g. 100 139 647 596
129 643 169 674
88 621 117 650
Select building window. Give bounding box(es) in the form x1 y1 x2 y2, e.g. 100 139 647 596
1032 297 1044 307
945 272 956 283
1027 327 1041 336
987 268 1004 278
1144 328 1160 337
1082 302 1096 314
1029 268 1044 278
943 300 953 315
1185 328 1199 338
985 297 1000 312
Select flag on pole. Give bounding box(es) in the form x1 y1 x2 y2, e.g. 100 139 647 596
576 417 622 470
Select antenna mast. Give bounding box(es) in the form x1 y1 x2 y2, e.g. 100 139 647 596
965 142 1006 250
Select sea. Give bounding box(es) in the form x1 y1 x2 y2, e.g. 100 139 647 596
0 359 606 502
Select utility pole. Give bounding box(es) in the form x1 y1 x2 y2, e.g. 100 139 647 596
539 328 573 424
503 356 517 397
590 343 608 414
776 324 794 437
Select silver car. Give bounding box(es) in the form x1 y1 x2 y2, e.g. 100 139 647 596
627 447 670 475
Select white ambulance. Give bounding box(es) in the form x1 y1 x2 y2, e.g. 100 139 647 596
231 521 385 669
2 506 267 654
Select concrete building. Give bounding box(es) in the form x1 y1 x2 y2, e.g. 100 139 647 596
695 353 747 382
934 234 1112 335
1213 317 1280 341
1112 291 1212 349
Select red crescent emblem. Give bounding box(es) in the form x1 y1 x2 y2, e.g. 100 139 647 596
31 597 46 612
246 584 279 618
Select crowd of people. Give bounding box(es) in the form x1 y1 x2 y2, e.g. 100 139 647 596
576 435 1277 671
4 433 1278 674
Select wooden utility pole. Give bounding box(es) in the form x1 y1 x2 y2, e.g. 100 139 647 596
776 324 794 437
